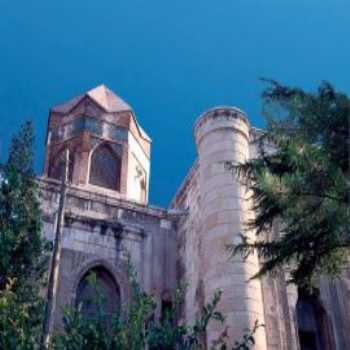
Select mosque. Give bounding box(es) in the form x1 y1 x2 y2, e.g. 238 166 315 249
39 84 349 349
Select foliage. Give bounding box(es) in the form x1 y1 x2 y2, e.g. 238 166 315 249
54 255 262 349
231 320 264 350
53 258 161 349
226 80 350 289
0 122 261 350
53 256 227 350
210 320 263 350
148 287 224 350
0 278 46 350
0 122 48 349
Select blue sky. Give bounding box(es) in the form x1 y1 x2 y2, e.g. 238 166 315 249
0 0 349 206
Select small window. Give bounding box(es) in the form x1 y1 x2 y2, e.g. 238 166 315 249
89 144 121 191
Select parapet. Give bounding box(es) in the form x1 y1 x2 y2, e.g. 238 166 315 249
193 106 250 146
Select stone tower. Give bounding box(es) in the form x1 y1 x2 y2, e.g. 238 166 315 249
36 85 350 349
43 85 150 204
39 85 177 329
172 107 267 348
193 107 267 347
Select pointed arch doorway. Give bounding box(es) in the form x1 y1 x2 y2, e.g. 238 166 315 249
296 289 335 350
76 265 120 320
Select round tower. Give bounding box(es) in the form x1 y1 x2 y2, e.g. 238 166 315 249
194 107 267 349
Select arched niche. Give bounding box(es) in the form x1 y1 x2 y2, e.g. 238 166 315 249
76 266 120 319
89 143 122 191
296 290 335 350
48 148 75 182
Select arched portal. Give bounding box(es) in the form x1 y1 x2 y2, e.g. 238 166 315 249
76 266 120 319
89 143 121 191
296 291 334 350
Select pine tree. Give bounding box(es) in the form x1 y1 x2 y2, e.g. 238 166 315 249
227 81 350 289
0 121 48 349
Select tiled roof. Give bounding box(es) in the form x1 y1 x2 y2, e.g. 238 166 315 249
51 85 132 113
51 85 151 141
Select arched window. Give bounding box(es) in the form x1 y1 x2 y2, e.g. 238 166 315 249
76 266 120 319
48 150 74 182
296 291 334 350
89 144 121 191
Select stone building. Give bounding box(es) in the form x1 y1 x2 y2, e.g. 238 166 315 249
39 85 350 349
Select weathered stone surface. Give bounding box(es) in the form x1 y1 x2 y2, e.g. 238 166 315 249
33 88 350 349
40 177 177 329
172 105 350 349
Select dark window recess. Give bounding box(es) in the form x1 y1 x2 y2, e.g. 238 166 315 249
76 266 120 320
161 300 173 323
299 331 318 350
89 144 121 191
48 151 74 182
296 291 334 350
140 177 147 202
100 224 108 235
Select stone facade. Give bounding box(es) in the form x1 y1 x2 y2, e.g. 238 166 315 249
38 86 350 349
39 178 177 328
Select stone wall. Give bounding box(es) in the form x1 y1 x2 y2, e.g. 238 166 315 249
39 177 177 328
173 107 268 348
29 85 350 349
172 161 204 325
172 108 350 349
318 271 350 349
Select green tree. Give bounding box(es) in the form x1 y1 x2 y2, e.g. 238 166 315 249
0 122 259 350
147 286 224 350
53 257 225 350
0 121 48 349
227 80 350 289
53 256 262 350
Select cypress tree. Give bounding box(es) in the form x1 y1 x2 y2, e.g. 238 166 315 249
0 121 48 349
